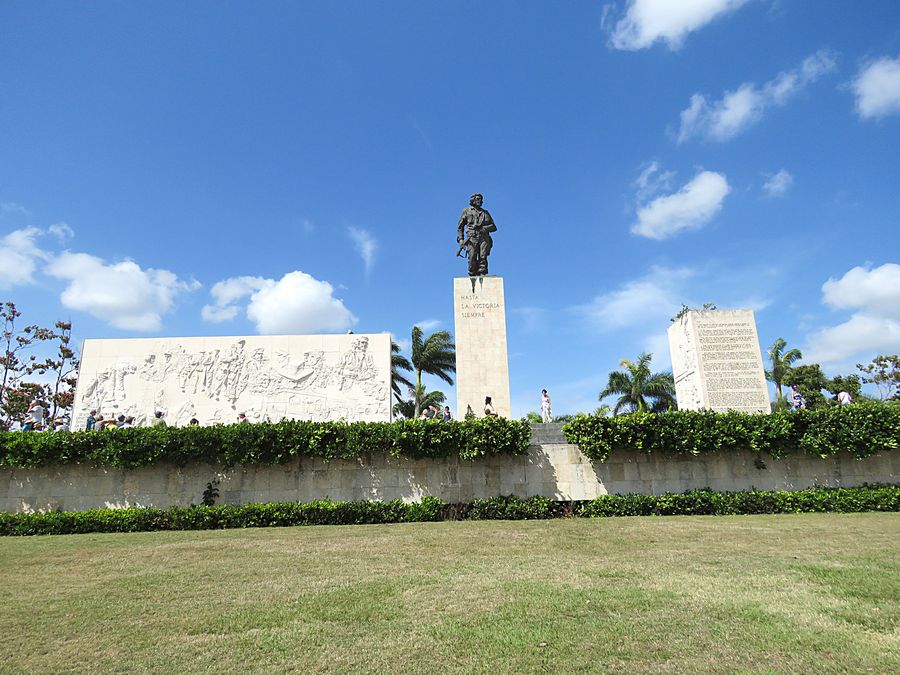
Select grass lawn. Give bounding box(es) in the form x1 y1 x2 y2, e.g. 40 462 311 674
1 513 898 673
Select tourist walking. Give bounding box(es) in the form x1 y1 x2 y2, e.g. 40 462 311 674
540 389 552 423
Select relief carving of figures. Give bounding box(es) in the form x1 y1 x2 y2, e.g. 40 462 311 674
75 336 391 425
82 360 137 408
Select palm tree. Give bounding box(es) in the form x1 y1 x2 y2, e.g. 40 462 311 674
599 352 676 415
766 338 802 404
391 341 413 402
410 326 456 417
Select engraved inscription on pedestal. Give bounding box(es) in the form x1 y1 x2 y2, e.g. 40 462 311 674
667 310 770 413
453 276 511 418
71 333 392 428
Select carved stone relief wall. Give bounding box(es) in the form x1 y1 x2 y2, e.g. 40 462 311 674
72 334 392 428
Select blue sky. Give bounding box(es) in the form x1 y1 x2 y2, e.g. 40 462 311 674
2 0 899 417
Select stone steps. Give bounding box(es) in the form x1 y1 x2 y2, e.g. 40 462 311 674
529 422 567 445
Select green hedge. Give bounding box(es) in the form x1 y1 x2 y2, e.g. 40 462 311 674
562 405 900 462
0 417 532 469
2 486 896 536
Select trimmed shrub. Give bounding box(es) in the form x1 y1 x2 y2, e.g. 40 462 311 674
0 417 531 469
1 486 896 536
562 405 900 462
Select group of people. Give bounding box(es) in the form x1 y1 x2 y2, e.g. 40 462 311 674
85 410 139 430
789 385 853 410
419 405 453 421
87 410 252 429
18 400 67 432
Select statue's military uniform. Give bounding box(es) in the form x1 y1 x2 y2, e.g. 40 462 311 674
457 206 497 276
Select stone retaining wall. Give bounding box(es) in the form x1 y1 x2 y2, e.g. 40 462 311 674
2 425 896 513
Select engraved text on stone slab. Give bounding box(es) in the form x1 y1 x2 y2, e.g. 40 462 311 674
667 310 769 413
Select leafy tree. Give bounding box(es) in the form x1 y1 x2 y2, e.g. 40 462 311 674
857 355 900 400
524 411 542 424
0 302 75 430
31 321 79 421
410 326 455 417
599 352 676 415
765 338 803 404
2 382 46 428
390 341 413 402
826 374 862 400
783 364 831 409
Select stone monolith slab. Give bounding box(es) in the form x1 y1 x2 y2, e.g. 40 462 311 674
453 276 511 418
667 309 770 413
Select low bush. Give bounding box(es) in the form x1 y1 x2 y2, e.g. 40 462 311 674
0 417 532 469
562 404 900 462
1 486 895 536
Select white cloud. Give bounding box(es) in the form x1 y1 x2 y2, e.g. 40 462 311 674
609 0 749 51
45 252 199 331
631 170 730 240
762 169 794 198
805 263 900 364
821 263 900 318
0 227 47 289
48 222 75 242
414 319 442 332
805 315 900 365
201 276 270 323
634 160 676 201
677 50 837 142
203 271 357 334
575 266 694 329
852 55 900 119
347 226 377 276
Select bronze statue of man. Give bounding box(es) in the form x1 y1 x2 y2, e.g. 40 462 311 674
456 193 497 276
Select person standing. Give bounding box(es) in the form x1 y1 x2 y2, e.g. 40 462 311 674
483 396 498 417
540 389 552 423
85 410 98 431
27 400 45 429
837 390 852 406
790 385 806 410
151 411 167 427
442 406 452 421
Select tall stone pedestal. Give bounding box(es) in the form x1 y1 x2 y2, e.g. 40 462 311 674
454 276 511 418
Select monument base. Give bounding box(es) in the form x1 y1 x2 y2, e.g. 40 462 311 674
453 276 511 418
